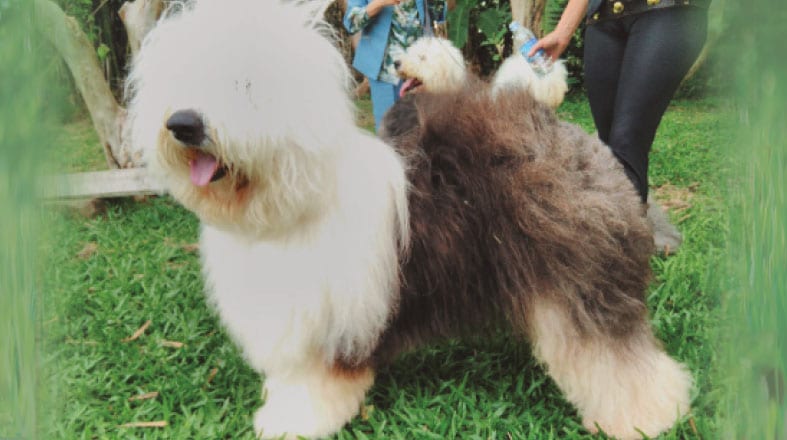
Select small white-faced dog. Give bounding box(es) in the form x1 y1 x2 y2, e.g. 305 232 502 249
127 1 692 439
395 37 468 96
396 36 569 108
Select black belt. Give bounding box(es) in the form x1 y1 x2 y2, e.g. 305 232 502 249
587 0 709 25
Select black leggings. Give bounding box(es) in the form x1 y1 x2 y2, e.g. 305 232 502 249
584 7 707 202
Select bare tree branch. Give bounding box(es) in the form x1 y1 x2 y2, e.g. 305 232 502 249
35 0 165 169
510 0 547 37
119 0 165 59
35 0 125 168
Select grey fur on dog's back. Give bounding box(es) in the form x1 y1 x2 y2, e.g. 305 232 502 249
375 84 654 364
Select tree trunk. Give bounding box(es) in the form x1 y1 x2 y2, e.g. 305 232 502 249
510 0 548 37
34 0 127 168
35 0 163 169
119 0 164 59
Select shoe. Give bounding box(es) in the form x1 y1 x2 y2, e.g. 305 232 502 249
647 194 682 256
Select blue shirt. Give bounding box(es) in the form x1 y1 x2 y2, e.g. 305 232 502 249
343 0 428 81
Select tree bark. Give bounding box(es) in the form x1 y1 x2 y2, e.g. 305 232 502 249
119 0 164 59
510 0 548 37
35 0 164 169
35 0 126 168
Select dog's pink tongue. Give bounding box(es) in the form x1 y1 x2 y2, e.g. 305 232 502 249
189 151 219 187
399 78 417 98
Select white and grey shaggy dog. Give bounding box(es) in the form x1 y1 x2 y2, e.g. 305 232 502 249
127 1 692 439
396 36 569 108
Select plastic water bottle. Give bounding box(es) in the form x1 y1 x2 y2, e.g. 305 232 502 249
509 21 552 76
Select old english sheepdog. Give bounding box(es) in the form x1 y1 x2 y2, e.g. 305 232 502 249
396 36 568 108
126 1 692 439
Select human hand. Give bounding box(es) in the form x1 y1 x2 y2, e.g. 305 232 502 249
368 0 401 16
529 30 572 61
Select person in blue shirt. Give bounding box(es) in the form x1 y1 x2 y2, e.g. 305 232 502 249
344 0 447 131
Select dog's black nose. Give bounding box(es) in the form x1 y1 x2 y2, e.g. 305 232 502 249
166 109 205 146
394 60 401 70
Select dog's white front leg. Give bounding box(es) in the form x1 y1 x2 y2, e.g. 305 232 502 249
253 363 374 439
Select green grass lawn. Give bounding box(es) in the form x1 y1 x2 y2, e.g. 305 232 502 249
43 96 733 439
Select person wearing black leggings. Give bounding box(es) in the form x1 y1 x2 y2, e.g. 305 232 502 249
532 0 709 253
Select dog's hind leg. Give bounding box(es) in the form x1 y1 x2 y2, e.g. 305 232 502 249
524 297 692 440
253 361 373 439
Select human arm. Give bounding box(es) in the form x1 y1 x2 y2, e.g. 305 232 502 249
343 0 403 34
528 0 587 60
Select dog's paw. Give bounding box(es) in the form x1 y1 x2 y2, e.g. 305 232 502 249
253 367 372 439
253 375 364 440
580 353 692 440
253 403 319 440
253 379 329 439
253 400 349 440
647 195 683 255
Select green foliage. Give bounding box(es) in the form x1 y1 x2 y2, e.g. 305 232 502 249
721 0 787 438
96 42 110 62
0 1 60 438
447 0 473 49
447 0 514 76
449 0 513 52
58 0 97 40
56 0 128 95
446 0 583 80
476 7 508 38
675 2 729 99
475 6 511 63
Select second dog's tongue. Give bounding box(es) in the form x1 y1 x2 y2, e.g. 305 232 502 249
399 78 417 98
189 151 219 187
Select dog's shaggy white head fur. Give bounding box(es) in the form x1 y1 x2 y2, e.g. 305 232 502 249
395 37 467 96
126 0 370 239
396 36 568 108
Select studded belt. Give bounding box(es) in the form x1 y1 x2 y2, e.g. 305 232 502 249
587 0 710 25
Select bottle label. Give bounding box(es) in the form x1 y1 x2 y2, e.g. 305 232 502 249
519 37 545 64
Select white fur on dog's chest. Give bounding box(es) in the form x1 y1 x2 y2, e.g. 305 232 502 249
198 140 408 376
200 225 331 374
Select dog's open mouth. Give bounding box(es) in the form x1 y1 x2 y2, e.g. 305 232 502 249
399 77 424 98
187 149 228 187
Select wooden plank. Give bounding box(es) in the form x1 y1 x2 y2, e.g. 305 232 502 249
40 168 165 200
45 198 107 218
